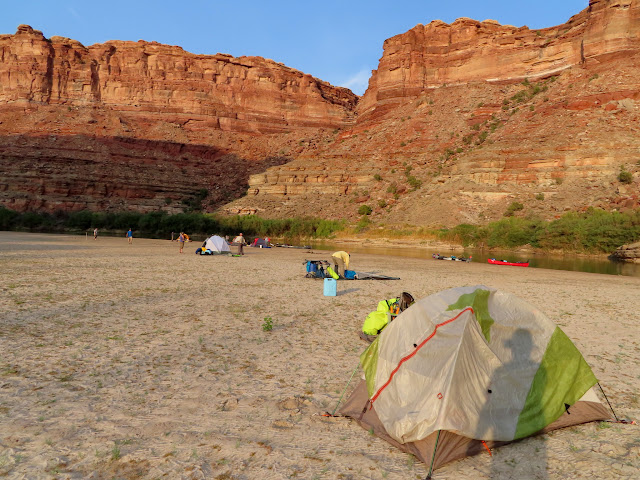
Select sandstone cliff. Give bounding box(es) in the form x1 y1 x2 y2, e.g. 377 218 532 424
357 0 640 119
0 25 357 133
241 0 640 226
2 1 640 227
0 25 357 213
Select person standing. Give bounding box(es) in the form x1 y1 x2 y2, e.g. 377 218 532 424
233 232 247 255
93 228 98 240
178 232 185 253
331 251 350 277
126 228 133 244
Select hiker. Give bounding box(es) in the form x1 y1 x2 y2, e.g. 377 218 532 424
93 228 98 240
331 251 350 277
233 232 247 255
178 232 185 253
360 292 415 342
126 228 133 244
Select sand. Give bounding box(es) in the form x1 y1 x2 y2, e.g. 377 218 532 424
0 232 638 479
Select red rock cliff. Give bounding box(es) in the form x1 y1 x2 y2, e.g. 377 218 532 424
358 0 640 119
0 25 357 134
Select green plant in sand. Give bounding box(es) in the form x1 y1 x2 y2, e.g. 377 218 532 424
262 316 273 332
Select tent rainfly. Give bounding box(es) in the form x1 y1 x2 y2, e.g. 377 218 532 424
340 285 613 473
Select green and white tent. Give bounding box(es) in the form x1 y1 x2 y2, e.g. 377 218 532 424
340 286 612 471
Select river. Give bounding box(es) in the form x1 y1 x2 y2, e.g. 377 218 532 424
308 242 640 278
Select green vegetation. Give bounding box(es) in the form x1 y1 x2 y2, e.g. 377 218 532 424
3 206 638 254
373 174 382 181
504 201 525 217
618 168 633 184
438 208 640 252
262 316 273 332
0 207 344 242
357 205 373 216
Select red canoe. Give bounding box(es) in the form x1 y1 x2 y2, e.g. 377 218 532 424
487 258 529 267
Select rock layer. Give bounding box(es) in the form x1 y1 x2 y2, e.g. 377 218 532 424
2 1 640 226
0 25 357 134
0 25 357 212
357 0 640 119
241 0 640 226
610 241 640 263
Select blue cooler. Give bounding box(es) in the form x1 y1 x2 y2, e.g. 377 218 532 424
323 278 337 296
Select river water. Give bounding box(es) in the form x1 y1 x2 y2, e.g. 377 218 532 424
308 242 640 278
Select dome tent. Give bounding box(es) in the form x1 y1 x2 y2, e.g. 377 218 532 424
200 235 231 254
340 286 612 473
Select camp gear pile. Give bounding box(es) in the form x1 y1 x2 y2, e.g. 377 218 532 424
303 260 399 280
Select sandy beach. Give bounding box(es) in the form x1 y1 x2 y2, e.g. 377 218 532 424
0 232 638 479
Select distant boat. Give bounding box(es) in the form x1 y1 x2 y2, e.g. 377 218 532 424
488 258 529 267
432 254 472 263
275 243 311 249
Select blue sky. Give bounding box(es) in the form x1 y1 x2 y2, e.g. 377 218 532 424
1 1 589 95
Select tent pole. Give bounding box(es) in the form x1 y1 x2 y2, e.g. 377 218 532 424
598 382 619 422
330 362 360 416
425 429 441 480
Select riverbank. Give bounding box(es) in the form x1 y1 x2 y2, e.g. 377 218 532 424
1 232 638 479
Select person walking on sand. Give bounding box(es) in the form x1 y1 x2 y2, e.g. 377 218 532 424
233 232 247 255
178 232 185 253
126 228 133 244
93 228 98 240
331 251 350 277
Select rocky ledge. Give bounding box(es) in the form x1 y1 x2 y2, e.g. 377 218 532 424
609 241 640 263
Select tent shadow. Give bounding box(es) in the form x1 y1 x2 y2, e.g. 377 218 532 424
337 288 360 296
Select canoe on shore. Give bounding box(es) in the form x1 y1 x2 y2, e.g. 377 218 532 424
432 254 472 262
488 258 529 267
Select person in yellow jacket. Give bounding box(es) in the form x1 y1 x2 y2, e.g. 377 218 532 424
331 251 350 277
361 293 415 340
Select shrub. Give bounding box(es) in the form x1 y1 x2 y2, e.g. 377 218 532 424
378 199 387 208
618 169 633 184
407 176 422 190
355 215 371 233
358 205 372 216
262 316 273 332
535 193 545 201
504 201 524 217
373 174 382 181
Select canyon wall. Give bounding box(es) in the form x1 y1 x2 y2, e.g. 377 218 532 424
0 25 357 212
1 0 639 226
357 0 640 119
0 25 357 134
242 0 640 226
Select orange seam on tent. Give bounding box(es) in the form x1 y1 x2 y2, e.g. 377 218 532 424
370 307 474 405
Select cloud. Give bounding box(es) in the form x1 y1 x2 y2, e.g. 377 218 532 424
340 69 372 96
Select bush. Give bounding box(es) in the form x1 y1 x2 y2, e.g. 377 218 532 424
504 201 524 217
407 176 422 190
373 174 382 181
0 207 19 230
619 169 633 184
535 193 545 201
358 205 372 216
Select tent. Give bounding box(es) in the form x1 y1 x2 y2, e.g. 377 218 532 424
251 238 271 248
200 235 231 254
340 286 612 473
